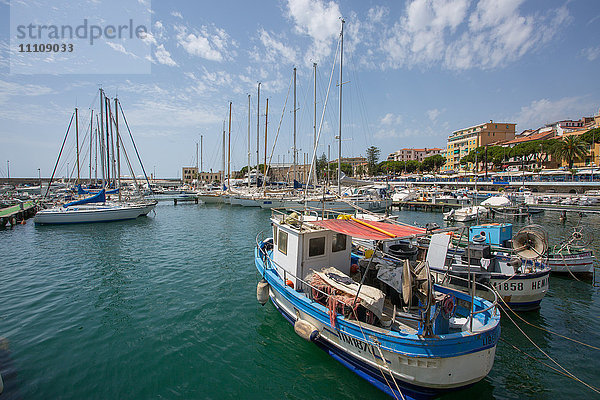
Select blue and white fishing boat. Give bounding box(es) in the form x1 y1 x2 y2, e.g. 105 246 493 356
420 224 551 311
255 210 501 399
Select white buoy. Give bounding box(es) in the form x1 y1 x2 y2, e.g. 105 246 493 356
256 279 269 305
294 319 320 341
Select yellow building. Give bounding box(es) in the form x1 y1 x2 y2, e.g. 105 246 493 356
182 167 221 183
442 121 516 172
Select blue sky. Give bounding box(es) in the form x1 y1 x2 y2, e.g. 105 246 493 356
1 0 599 178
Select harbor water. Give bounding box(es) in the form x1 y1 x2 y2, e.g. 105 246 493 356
0 203 598 399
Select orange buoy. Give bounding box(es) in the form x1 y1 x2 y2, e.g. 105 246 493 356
285 279 294 289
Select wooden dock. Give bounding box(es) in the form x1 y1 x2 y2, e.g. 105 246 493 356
0 201 38 227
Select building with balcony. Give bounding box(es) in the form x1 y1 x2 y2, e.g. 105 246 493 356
441 121 516 172
387 148 443 162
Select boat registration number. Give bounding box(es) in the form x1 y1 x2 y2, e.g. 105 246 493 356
492 277 548 292
482 330 497 347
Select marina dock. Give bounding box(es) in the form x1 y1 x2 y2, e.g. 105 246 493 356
0 201 38 227
392 200 600 214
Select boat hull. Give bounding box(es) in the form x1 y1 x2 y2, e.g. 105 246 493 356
34 202 155 224
256 247 500 398
197 194 224 204
431 267 550 311
543 251 594 278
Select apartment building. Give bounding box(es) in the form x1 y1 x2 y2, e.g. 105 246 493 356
441 121 516 172
387 148 443 162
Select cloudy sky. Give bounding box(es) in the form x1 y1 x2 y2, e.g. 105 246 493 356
1 0 599 178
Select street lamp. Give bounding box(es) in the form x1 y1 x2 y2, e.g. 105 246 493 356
37 168 41 187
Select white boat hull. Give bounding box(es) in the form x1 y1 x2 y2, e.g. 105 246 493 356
431 268 550 311
197 194 224 204
268 283 497 392
34 202 155 224
541 251 594 276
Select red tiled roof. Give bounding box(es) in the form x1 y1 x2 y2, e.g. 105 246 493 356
503 130 556 145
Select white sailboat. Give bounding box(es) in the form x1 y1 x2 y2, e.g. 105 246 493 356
35 90 156 224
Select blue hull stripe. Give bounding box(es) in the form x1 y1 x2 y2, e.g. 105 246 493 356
271 293 467 400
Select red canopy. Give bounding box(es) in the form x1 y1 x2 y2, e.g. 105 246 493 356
310 219 426 240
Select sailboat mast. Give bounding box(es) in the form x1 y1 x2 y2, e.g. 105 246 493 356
256 82 260 188
264 98 268 192
115 98 121 202
228 101 232 190
247 94 251 189
95 114 100 184
99 89 106 187
107 99 116 189
338 18 345 195
293 67 297 184
104 96 111 186
75 107 80 186
221 122 226 186
313 62 317 186
200 135 203 174
89 109 93 185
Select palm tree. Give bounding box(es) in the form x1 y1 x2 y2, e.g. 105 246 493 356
554 136 588 169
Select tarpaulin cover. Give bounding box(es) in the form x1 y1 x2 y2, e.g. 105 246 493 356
310 218 425 240
63 189 106 207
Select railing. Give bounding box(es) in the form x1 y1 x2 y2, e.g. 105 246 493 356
255 227 499 331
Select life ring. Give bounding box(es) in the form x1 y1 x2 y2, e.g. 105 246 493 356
442 295 455 319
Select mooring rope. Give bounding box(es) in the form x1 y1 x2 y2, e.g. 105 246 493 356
492 287 599 394
499 337 599 391
349 307 405 400
498 290 599 351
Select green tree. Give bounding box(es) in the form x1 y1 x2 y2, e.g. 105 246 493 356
554 136 588 168
422 154 445 171
328 162 352 176
405 160 421 173
366 146 381 176
316 153 327 179
356 165 365 177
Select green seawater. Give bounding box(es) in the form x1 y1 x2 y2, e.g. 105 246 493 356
0 203 598 399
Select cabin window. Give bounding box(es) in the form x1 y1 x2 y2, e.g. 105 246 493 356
273 225 278 245
308 237 326 257
278 230 288 255
332 233 347 252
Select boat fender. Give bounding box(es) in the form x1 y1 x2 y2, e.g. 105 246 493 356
256 279 269 306
285 279 294 289
294 319 320 342
350 264 359 274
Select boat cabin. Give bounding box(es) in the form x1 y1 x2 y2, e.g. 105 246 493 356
271 213 352 291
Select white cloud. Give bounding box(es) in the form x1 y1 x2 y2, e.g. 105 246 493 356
0 79 54 104
106 42 139 59
381 112 402 126
378 0 571 70
581 46 600 61
286 0 341 62
427 108 441 121
256 29 298 65
175 25 234 62
513 97 597 130
154 44 177 66
171 11 183 19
